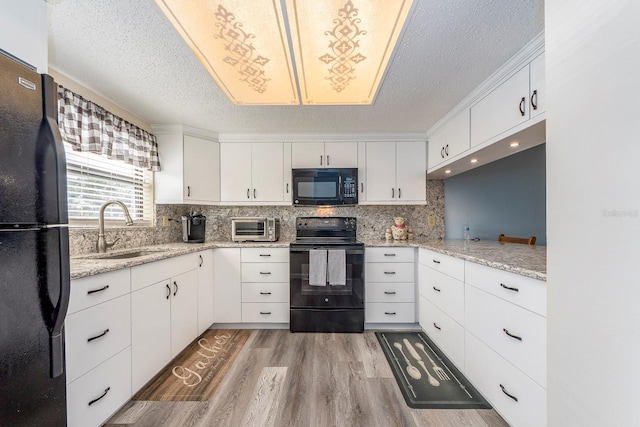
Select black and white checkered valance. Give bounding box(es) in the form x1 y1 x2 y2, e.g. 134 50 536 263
57 85 161 172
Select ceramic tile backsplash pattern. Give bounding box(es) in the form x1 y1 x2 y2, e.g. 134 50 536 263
69 180 444 255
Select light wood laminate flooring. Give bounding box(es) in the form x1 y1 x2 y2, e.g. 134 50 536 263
106 330 508 427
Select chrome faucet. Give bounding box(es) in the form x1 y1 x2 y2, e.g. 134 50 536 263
96 200 134 253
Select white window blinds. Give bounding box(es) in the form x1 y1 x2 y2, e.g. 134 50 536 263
64 142 153 223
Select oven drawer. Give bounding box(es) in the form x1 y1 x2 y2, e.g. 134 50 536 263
365 262 414 283
241 247 289 263
242 302 289 323
365 282 415 303
365 302 415 323
242 282 289 303
242 262 289 282
366 247 415 263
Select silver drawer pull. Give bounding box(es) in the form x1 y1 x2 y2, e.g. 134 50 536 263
432 286 441 292
260 271 272 275
385 312 397 315
260 292 272 295
500 283 519 292
433 323 441 330
260 311 272 315
87 329 110 343
432 259 441 264
259 254 271 257
384 271 396 275
503 328 523 341
384 253 396 257
384 291 396 295
500 384 518 402
87 285 109 295
88 387 110 406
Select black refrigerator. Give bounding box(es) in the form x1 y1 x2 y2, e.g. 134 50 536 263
0 51 70 426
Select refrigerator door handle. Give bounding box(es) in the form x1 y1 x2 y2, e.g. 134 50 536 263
49 228 71 378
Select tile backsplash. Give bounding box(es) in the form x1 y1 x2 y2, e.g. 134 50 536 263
69 180 444 255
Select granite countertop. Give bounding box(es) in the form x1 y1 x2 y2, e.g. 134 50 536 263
70 241 290 279
360 237 546 281
71 238 546 281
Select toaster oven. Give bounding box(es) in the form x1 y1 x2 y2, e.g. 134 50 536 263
231 217 280 242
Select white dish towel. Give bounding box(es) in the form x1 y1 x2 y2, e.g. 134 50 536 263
328 250 346 286
309 249 327 286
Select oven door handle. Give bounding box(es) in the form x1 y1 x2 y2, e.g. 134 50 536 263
290 247 364 254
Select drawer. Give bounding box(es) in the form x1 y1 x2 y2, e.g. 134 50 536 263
241 262 289 282
65 294 131 383
418 296 464 370
365 263 414 283
69 268 130 314
465 333 546 427
131 253 197 292
366 247 415 263
465 261 546 316
365 282 415 303
241 302 289 323
67 347 132 427
418 264 464 324
242 282 289 303
418 248 464 281
241 247 289 263
365 302 415 323
466 285 546 387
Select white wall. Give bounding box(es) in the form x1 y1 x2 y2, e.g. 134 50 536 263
546 1 640 425
0 0 47 72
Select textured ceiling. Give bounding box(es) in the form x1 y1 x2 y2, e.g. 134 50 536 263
47 0 544 135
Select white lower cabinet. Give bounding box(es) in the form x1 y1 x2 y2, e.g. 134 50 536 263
240 248 289 324
213 248 242 323
465 333 546 427
197 250 215 334
418 296 465 369
66 347 132 427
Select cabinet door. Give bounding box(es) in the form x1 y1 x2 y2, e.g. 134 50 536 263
470 65 530 147
131 280 171 392
213 248 242 323
529 53 545 119
183 135 220 203
428 110 469 169
291 142 325 168
324 142 358 167
170 269 199 357
220 143 253 202
395 141 426 202
251 142 284 202
197 251 214 334
365 142 397 202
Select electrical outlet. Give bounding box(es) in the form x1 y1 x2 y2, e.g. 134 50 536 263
428 215 436 227
162 216 171 227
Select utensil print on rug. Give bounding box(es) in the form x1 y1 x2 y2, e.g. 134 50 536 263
415 342 450 381
393 342 422 380
403 339 440 387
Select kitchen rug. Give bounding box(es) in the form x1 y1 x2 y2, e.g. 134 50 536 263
375 331 491 409
133 329 252 401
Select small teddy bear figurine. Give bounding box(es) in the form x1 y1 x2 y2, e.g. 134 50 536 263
391 216 408 240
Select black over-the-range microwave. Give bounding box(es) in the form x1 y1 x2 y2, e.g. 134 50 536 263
291 168 358 206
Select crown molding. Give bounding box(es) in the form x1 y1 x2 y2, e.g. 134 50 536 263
427 30 545 137
218 132 426 143
151 124 219 141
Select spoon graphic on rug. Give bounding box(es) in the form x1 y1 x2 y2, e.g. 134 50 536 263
403 339 440 387
393 342 422 380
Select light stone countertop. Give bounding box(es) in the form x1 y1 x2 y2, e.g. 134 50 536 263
70 238 546 281
360 237 546 281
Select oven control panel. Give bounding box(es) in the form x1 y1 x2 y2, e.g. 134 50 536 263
296 216 356 231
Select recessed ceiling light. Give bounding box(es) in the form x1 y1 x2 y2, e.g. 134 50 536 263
445 169 451 174
470 158 478 164
510 142 520 147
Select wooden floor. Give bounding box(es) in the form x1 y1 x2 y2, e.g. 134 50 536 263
106 330 509 427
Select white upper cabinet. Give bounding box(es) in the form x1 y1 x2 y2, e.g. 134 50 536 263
428 109 470 170
363 141 426 204
220 142 287 204
291 142 358 168
154 132 220 204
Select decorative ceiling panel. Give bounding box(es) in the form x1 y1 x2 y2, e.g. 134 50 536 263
155 0 299 105
285 0 414 105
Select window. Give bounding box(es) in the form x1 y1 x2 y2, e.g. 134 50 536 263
64 142 153 223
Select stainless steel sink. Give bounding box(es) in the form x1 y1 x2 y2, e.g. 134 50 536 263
75 249 169 260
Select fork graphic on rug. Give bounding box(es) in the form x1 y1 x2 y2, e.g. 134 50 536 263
401 338 451 384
